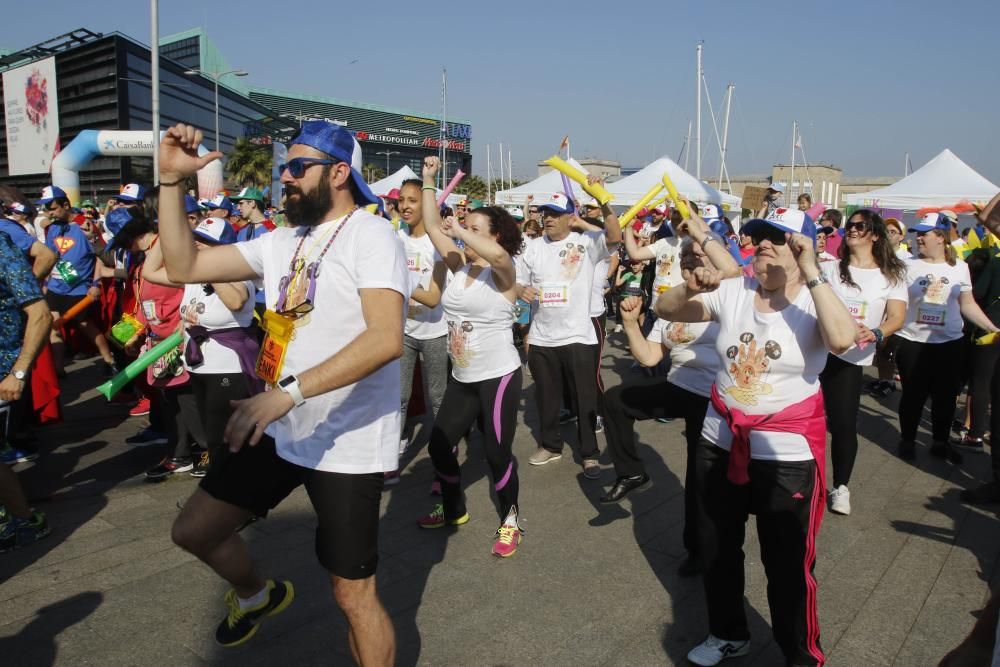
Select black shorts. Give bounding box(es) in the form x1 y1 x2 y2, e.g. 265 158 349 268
46 292 95 319
200 435 385 579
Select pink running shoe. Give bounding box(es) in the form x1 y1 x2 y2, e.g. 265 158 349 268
492 524 522 558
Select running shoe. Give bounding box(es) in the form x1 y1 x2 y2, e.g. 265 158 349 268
829 485 851 515
0 511 50 553
952 435 985 451
582 458 602 480
613 324 623 333
687 634 750 666
125 427 168 447
655 416 675 424
417 504 469 529
129 396 151 417
0 444 38 465
558 408 577 424
492 524 522 558
594 416 604 433
899 440 916 461
146 456 194 480
528 448 562 466
215 580 294 647
190 452 210 478
870 380 897 398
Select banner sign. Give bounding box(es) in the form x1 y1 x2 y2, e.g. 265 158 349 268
3 56 60 175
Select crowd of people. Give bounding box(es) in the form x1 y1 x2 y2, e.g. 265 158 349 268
0 120 998 666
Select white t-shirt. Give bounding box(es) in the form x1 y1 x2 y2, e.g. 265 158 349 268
647 318 721 398
897 258 972 344
236 210 409 474
398 229 447 339
181 281 256 374
590 256 610 317
647 236 685 295
698 276 827 461
516 230 611 347
821 263 908 366
442 264 521 383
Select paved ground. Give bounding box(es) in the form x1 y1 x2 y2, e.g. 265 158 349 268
1 333 998 666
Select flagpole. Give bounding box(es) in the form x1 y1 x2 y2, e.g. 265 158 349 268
487 143 492 204
508 150 513 191
789 120 796 203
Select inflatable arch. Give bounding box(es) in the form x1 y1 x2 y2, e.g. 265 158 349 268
51 130 224 205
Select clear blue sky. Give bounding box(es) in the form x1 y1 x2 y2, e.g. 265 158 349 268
5 0 1000 182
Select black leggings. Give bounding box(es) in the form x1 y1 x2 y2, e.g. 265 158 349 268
603 378 708 555
819 354 864 487
428 369 522 522
896 337 966 443
164 384 205 460
189 372 252 460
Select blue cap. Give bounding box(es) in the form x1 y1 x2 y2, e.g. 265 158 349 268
184 195 202 215
288 121 379 206
38 185 68 205
115 183 146 202
200 194 236 216
193 217 237 245
740 207 816 243
534 192 575 214
105 207 133 236
913 212 954 233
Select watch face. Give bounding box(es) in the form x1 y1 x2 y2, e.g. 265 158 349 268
278 376 294 388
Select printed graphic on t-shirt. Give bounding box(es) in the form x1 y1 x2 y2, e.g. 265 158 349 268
665 322 696 345
656 252 675 279
917 274 949 326
722 332 782 406
558 242 587 280
180 298 206 325
54 237 76 253
447 319 475 368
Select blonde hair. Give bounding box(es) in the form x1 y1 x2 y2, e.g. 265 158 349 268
924 229 957 265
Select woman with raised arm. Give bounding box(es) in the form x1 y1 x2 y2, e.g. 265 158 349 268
411 156 527 558
655 207 856 667
818 209 907 516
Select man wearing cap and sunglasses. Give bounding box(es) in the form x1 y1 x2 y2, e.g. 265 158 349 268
157 121 405 664
0 204 56 280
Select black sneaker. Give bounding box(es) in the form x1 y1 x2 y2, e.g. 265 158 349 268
558 408 578 424
190 452 210 478
216 580 295 647
960 481 1000 505
929 442 963 464
871 381 897 398
899 440 917 461
145 456 194 480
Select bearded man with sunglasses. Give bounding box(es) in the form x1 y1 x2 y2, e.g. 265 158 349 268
156 121 406 665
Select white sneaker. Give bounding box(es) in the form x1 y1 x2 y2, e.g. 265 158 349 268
687 634 750 666
829 485 851 515
595 416 604 433
614 324 623 333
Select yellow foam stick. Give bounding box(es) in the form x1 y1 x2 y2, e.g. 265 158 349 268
976 332 998 346
618 183 665 228
543 155 614 205
646 193 670 211
661 172 691 220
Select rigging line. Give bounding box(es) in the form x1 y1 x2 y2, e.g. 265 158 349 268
701 75 728 183
731 90 760 178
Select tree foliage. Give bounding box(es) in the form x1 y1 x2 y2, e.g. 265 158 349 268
225 138 273 189
362 164 387 183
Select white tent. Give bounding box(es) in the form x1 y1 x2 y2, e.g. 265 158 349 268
493 158 592 205
606 156 742 209
368 165 419 197
843 149 999 210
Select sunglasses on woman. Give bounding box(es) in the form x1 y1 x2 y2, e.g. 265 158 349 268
749 226 787 246
279 157 340 178
845 220 871 233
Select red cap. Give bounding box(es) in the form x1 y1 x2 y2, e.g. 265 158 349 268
384 188 400 200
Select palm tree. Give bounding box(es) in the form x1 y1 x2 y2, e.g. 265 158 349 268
363 164 386 183
225 138 272 189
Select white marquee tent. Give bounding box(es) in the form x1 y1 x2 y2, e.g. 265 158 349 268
493 158 592 205
368 165 420 197
606 156 742 209
843 149 999 210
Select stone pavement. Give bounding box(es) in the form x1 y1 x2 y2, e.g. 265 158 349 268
1 335 998 666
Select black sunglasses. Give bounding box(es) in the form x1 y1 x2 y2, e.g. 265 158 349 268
845 221 871 233
750 226 787 246
45 202 63 211
279 157 339 178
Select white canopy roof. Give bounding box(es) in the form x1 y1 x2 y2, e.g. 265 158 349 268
606 156 742 209
843 149 999 210
493 158 592 205
368 165 419 197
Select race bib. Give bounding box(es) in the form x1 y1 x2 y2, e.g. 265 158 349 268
406 252 422 273
916 303 946 327
256 310 295 385
540 284 569 308
141 300 160 325
844 298 868 321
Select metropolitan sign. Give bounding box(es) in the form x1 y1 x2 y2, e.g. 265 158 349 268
3 56 61 176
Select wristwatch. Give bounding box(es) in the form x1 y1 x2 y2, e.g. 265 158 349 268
12 370 26 382
277 374 306 407
805 274 828 290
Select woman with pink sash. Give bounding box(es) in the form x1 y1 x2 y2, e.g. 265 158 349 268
656 207 856 667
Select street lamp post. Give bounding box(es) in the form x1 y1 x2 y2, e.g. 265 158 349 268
376 150 399 173
184 68 249 151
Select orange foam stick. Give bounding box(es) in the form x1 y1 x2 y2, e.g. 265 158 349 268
53 294 95 328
